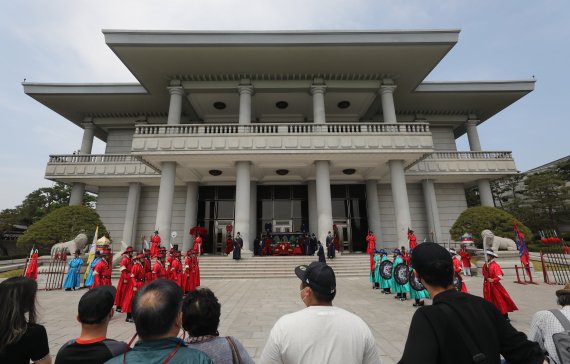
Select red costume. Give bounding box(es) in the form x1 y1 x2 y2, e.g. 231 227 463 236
143 255 152 284
263 237 273 256
114 253 133 307
366 232 376 273
190 253 200 288
408 230 417 251
92 256 111 288
192 236 203 256
170 256 182 286
459 249 472 268
180 253 191 293
402 251 411 267
152 258 166 280
452 256 468 293
24 252 39 280
225 237 233 255
122 259 145 314
150 232 161 258
483 260 518 314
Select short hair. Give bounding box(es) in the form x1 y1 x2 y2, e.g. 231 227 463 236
132 279 182 339
411 243 454 288
558 294 570 307
182 288 221 336
78 285 116 324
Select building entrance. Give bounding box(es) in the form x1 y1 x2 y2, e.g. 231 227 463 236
334 220 351 252
213 220 233 254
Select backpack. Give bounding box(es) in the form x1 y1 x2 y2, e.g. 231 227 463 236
549 309 570 364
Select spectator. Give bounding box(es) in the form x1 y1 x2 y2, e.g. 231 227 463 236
529 283 570 364
260 261 380 364
399 243 546 364
182 288 254 364
106 279 212 364
0 277 51 364
55 286 128 364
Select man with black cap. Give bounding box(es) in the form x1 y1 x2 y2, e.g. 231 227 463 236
399 243 546 364
260 261 380 364
55 286 129 363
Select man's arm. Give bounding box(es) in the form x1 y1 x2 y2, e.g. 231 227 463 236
399 310 439 364
259 325 283 364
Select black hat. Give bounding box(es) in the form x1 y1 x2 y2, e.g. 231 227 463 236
411 243 453 282
78 285 116 324
295 261 336 297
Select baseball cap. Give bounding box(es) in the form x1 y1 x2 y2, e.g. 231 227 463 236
295 261 336 297
411 243 453 285
78 285 116 324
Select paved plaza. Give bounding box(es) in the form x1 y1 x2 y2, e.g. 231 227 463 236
37 274 559 363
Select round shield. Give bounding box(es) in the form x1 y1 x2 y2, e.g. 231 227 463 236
453 273 463 291
394 263 409 285
379 260 393 279
409 269 425 291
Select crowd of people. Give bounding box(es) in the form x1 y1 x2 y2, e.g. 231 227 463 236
5 229 570 363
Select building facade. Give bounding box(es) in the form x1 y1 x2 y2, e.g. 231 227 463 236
24 29 531 253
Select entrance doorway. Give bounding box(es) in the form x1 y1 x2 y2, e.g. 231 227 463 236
334 220 351 252
214 220 233 254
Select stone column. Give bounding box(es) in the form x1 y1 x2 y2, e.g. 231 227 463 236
250 182 257 243
389 160 412 248
167 85 184 125
308 181 317 235
310 84 327 124
234 161 251 252
366 180 382 248
315 161 333 246
155 161 177 247
380 81 398 124
465 119 482 152
122 182 141 247
80 122 96 154
183 182 198 251
69 184 85 206
422 179 443 244
478 179 494 207
238 84 254 125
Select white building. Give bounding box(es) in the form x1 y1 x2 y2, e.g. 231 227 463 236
23 29 531 253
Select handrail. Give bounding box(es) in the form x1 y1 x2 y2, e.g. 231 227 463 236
47 154 160 173
405 151 514 170
134 122 431 136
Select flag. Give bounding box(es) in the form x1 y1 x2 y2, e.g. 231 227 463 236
83 225 99 281
513 220 530 265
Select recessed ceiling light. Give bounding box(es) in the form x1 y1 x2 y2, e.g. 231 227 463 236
209 169 222 176
213 102 226 110
342 168 356 175
276 169 289 175
337 101 350 109
275 101 288 109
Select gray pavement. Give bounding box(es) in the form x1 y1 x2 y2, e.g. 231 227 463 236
36 275 560 363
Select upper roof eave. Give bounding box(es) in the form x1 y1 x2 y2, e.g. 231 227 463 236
415 80 536 93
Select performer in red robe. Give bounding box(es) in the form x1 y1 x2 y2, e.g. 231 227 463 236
143 249 152 285
114 247 133 311
407 229 417 251
192 235 203 256
170 251 182 287
450 249 468 293
459 246 472 276
483 250 518 319
24 250 39 280
122 253 145 323
92 250 112 288
401 247 411 267
180 251 191 293
152 253 166 280
366 231 376 277
150 230 161 258
190 251 200 289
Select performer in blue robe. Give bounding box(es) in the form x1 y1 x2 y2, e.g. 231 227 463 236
378 250 392 294
371 250 380 288
409 265 430 306
391 249 410 301
63 249 83 291
84 251 102 288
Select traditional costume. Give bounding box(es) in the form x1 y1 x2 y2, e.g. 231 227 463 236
483 250 518 317
401 248 411 267
233 233 243 260
450 249 468 293
190 251 200 288
114 247 133 311
24 250 39 280
317 242 326 263
366 232 376 280
84 253 101 288
408 229 417 251
192 235 203 256
170 252 182 286
459 247 472 276
392 250 410 301
63 250 83 291
409 265 430 307
143 250 152 285
326 232 335 259
152 254 167 280
180 251 192 293
372 251 380 289
378 250 392 294
150 231 161 258
122 254 145 322
92 250 112 288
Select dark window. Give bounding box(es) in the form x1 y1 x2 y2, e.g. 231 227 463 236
330 185 346 199
291 185 308 199
261 200 273 219
274 200 291 219
216 200 235 219
217 186 235 200
258 186 272 199
274 186 291 199
331 200 347 218
350 199 368 218
198 201 215 220
199 186 215 200
348 185 366 199
292 200 303 218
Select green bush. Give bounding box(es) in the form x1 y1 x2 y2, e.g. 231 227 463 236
17 205 106 249
450 206 532 248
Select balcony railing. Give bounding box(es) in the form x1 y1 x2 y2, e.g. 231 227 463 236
135 122 430 136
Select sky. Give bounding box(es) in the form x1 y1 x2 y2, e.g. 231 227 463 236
1 0 569 210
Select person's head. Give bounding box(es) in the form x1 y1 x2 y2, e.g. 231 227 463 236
401 246 406 253
486 249 498 261
182 288 221 337
154 230 159 235
393 249 400 257
124 246 134 257
94 250 101 259
295 262 336 306
132 279 183 340
74 249 81 257
78 285 116 327
556 284 570 306
0 277 38 352
411 243 454 289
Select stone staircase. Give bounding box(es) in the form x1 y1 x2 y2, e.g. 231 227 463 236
112 254 370 279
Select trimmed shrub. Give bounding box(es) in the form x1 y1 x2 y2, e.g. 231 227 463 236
450 206 532 248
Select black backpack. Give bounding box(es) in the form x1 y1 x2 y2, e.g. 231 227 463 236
549 309 570 364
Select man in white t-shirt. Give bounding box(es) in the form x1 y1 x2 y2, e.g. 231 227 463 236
259 261 381 364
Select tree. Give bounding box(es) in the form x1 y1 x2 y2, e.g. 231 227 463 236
0 182 96 231
17 205 107 252
523 172 570 231
490 172 524 208
556 159 570 181
450 206 531 248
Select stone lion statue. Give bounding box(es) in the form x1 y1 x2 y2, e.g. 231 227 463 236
481 229 517 251
50 233 88 256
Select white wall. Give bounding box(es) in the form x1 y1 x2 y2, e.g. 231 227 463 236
96 186 129 251
434 183 468 243
431 127 457 151
105 129 134 154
